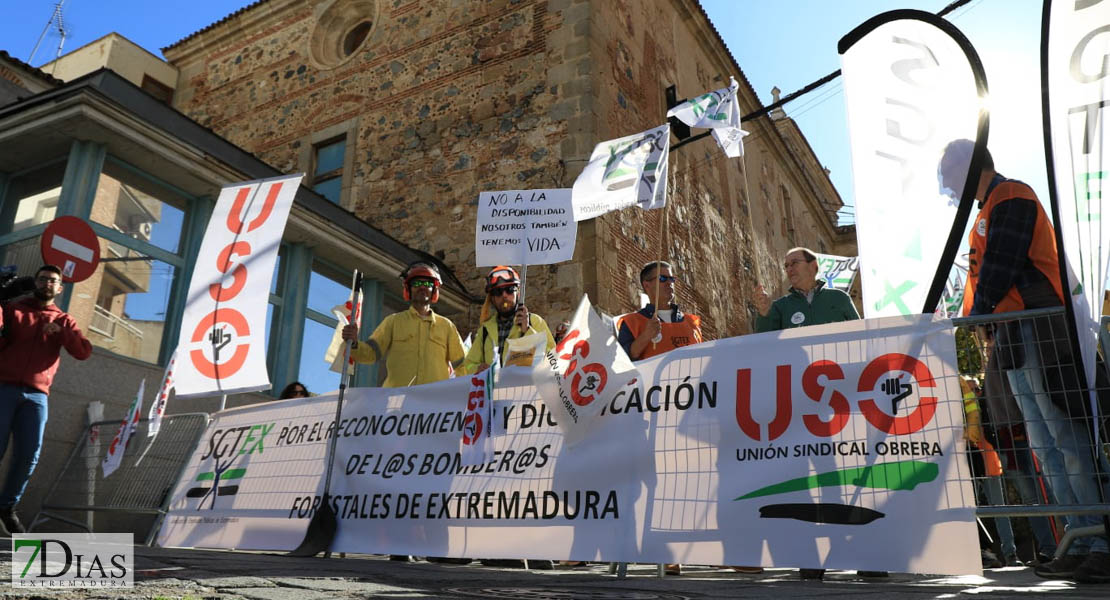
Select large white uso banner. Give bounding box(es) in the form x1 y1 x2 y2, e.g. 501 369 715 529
174 174 302 398
475 189 575 267
158 316 978 575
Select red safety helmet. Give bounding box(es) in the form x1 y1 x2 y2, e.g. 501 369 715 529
485 265 520 294
401 262 441 303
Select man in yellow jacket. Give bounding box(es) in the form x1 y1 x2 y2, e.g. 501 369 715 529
460 265 555 375
341 261 466 564
341 261 464 387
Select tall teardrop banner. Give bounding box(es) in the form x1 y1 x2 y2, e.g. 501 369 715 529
1041 0 1110 439
839 10 989 317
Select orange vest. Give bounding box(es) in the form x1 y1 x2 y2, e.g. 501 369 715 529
617 311 703 360
962 180 1063 316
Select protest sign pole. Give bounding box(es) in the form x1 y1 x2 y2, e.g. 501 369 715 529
520 263 528 303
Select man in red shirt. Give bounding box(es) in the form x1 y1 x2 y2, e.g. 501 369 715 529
0 265 91 534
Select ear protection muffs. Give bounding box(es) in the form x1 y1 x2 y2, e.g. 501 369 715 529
401 263 442 303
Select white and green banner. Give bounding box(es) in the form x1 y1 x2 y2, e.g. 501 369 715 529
1043 0 1110 418
840 13 986 317
571 125 669 221
158 316 978 575
814 253 859 293
667 76 749 158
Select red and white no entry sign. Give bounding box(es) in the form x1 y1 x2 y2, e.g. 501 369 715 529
40 216 101 283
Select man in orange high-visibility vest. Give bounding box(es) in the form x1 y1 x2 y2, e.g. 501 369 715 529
940 139 1109 583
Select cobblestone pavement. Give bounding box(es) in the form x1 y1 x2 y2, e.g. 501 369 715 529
0 547 1106 599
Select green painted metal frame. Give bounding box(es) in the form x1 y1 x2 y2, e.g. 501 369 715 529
357 279 384 387
271 243 312 397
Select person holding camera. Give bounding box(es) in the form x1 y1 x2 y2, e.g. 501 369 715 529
0 265 91 535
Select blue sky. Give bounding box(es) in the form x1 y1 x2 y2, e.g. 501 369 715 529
704 0 1045 224
0 0 1052 383
3 1 1043 224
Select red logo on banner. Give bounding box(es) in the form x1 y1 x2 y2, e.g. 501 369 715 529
735 353 937 441
186 181 286 382
462 375 486 446
190 309 251 379
557 330 609 407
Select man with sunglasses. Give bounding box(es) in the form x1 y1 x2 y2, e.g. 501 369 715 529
342 261 465 388
617 261 703 362
0 264 92 535
754 247 858 334
458 265 556 570
460 265 555 376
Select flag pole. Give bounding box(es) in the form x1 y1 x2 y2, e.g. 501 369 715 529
650 168 673 351
288 269 361 558
740 152 763 284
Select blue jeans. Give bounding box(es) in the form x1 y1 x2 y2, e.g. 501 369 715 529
0 383 48 507
1006 320 1110 554
1003 435 1059 556
980 475 1017 556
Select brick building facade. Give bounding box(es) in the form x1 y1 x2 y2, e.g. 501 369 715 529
164 0 854 338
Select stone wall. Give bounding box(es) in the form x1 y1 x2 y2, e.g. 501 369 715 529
166 0 852 338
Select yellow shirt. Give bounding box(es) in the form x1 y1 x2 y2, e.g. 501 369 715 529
459 313 555 375
350 307 464 388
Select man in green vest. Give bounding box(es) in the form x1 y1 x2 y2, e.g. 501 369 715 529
754 247 859 333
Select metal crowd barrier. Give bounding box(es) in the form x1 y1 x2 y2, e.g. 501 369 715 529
952 307 1110 562
29 413 209 546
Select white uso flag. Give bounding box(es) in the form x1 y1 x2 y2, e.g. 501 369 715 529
175 174 302 397
840 14 985 317
533 294 638 446
667 76 749 158
460 347 499 466
103 379 144 478
325 286 363 374
571 125 669 221
146 350 177 438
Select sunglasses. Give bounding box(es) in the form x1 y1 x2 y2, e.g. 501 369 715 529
492 285 518 297
653 275 677 283
409 280 436 289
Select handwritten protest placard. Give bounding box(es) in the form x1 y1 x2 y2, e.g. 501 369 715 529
475 189 575 267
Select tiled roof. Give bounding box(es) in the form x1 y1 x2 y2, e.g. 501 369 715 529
0 50 64 85
162 0 271 52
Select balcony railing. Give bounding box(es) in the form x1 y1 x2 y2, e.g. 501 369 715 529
89 304 144 343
